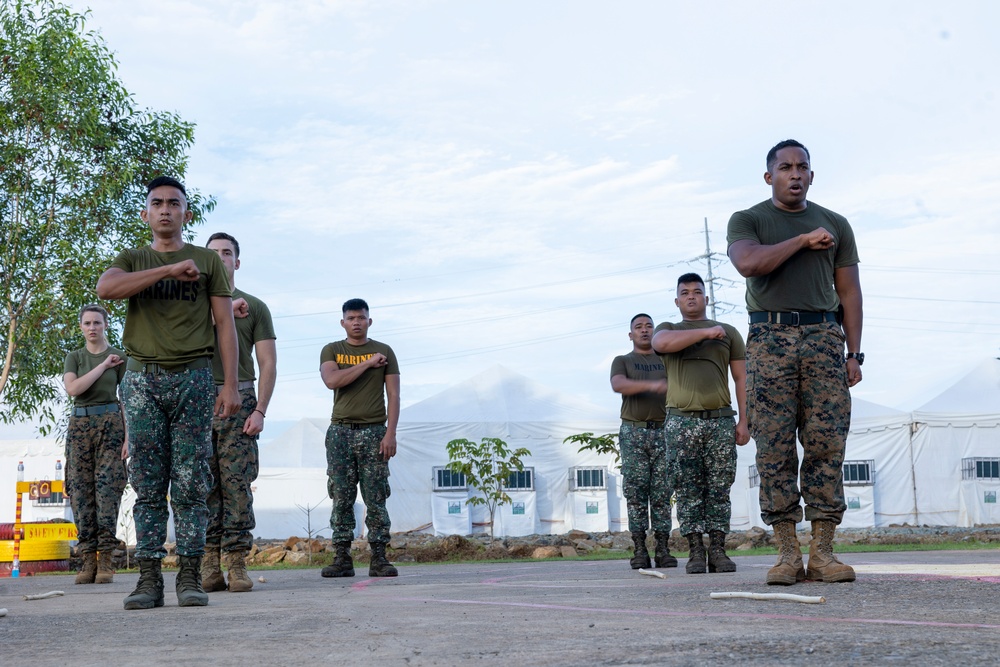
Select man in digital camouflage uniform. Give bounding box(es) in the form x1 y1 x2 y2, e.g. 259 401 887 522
610 313 676 569
319 298 400 578
727 139 863 585
201 232 277 593
652 273 749 574
97 176 240 609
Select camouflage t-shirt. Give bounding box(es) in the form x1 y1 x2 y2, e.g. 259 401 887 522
110 244 231 364
610 351 667 422
64 346 126 406
654 319 745 412
320 339 399 424
727 199 860 313
211 287 276 384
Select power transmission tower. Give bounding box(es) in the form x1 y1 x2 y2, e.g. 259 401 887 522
699 217 724 320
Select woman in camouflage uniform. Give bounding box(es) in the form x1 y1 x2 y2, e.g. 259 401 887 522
63 304 128 584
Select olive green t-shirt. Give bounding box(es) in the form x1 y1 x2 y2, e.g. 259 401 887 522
610 351 667 422
320 339 399 424
110 244 231 364
63 346 126 407
726 199 860 313
654 320 745 412
211 288 276 384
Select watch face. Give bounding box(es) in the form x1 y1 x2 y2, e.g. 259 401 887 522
848 352 865 365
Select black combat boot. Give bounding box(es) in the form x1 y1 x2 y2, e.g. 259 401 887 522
321 541 355 578
176 555 209 607
707 530 737 573
685 533 707 574
368 542 398 577
123 559 164 610
653 532 678 568
629 530 651 569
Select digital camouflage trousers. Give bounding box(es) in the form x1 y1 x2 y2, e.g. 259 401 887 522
207 387 259 552
664 414 736 535
121 367 214 559
618 422 672 535
746 321 850 525
65 412 128 553
326 423 392 544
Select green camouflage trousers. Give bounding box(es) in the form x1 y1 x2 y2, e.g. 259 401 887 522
207 387 259 552
746 321 850 525
121 367 215 559
665 414 736 535
65 412 128 553
326 423 391 544
619 422 672 535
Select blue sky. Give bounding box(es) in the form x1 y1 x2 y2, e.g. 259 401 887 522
20 0 999 437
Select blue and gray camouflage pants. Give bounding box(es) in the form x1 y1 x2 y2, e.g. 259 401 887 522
326 423 392 545
619 422 672 535
207 387 259 553
665 414 736 535
65 412 128 553
747 321 850 526
121 367 215 559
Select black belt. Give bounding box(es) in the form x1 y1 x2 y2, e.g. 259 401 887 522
667 407 735 420
73 403 120 417
126 357 211 374
623 420 665 429
334 422 384 430
749 311 838 326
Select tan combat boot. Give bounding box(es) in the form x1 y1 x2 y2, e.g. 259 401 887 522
766 521 805 585
95 550 116 584
201 547 227 592
225 550 254 592
75 552 97 585
806 520 856 583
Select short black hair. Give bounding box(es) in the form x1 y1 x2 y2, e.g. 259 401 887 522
677 273 704 287
146 175 187 196
630 313 652 327
766 139 810 172
207 232 240 258
342 298 370 315
79 303 109 324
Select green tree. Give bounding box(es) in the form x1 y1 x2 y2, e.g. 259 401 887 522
564 432 621 469
0 0 214 432
445 437 531 543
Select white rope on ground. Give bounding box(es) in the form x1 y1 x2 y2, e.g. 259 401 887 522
637 568 666 579
22 591 65 601
710 592 825 604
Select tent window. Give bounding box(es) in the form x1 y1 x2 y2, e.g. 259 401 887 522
433 466 468 490
506 468 534 491
843 460 874 486
569 467 606 491
962 458 1000 481
748 465 760 488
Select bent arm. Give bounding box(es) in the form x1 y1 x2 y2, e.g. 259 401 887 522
728 238 807 278
97 266 173 300
610 374 667 396
321 359 371 389
63 367 105 397
651 327 722 354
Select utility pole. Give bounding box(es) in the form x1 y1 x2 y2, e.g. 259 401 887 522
703 217 717 320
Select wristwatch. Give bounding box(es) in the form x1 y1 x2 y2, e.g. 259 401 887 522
846 352 865 365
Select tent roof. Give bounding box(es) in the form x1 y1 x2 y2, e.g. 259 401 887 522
850 397 909 432
912 358 1000 425
400 365 619 426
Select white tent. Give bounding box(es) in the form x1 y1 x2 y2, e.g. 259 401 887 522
911 358 1000 526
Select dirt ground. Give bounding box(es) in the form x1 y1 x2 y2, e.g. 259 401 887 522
2 548 998 665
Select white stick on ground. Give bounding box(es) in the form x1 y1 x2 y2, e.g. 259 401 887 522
638 568 667 579
710 592 825 604
22 591 65 601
